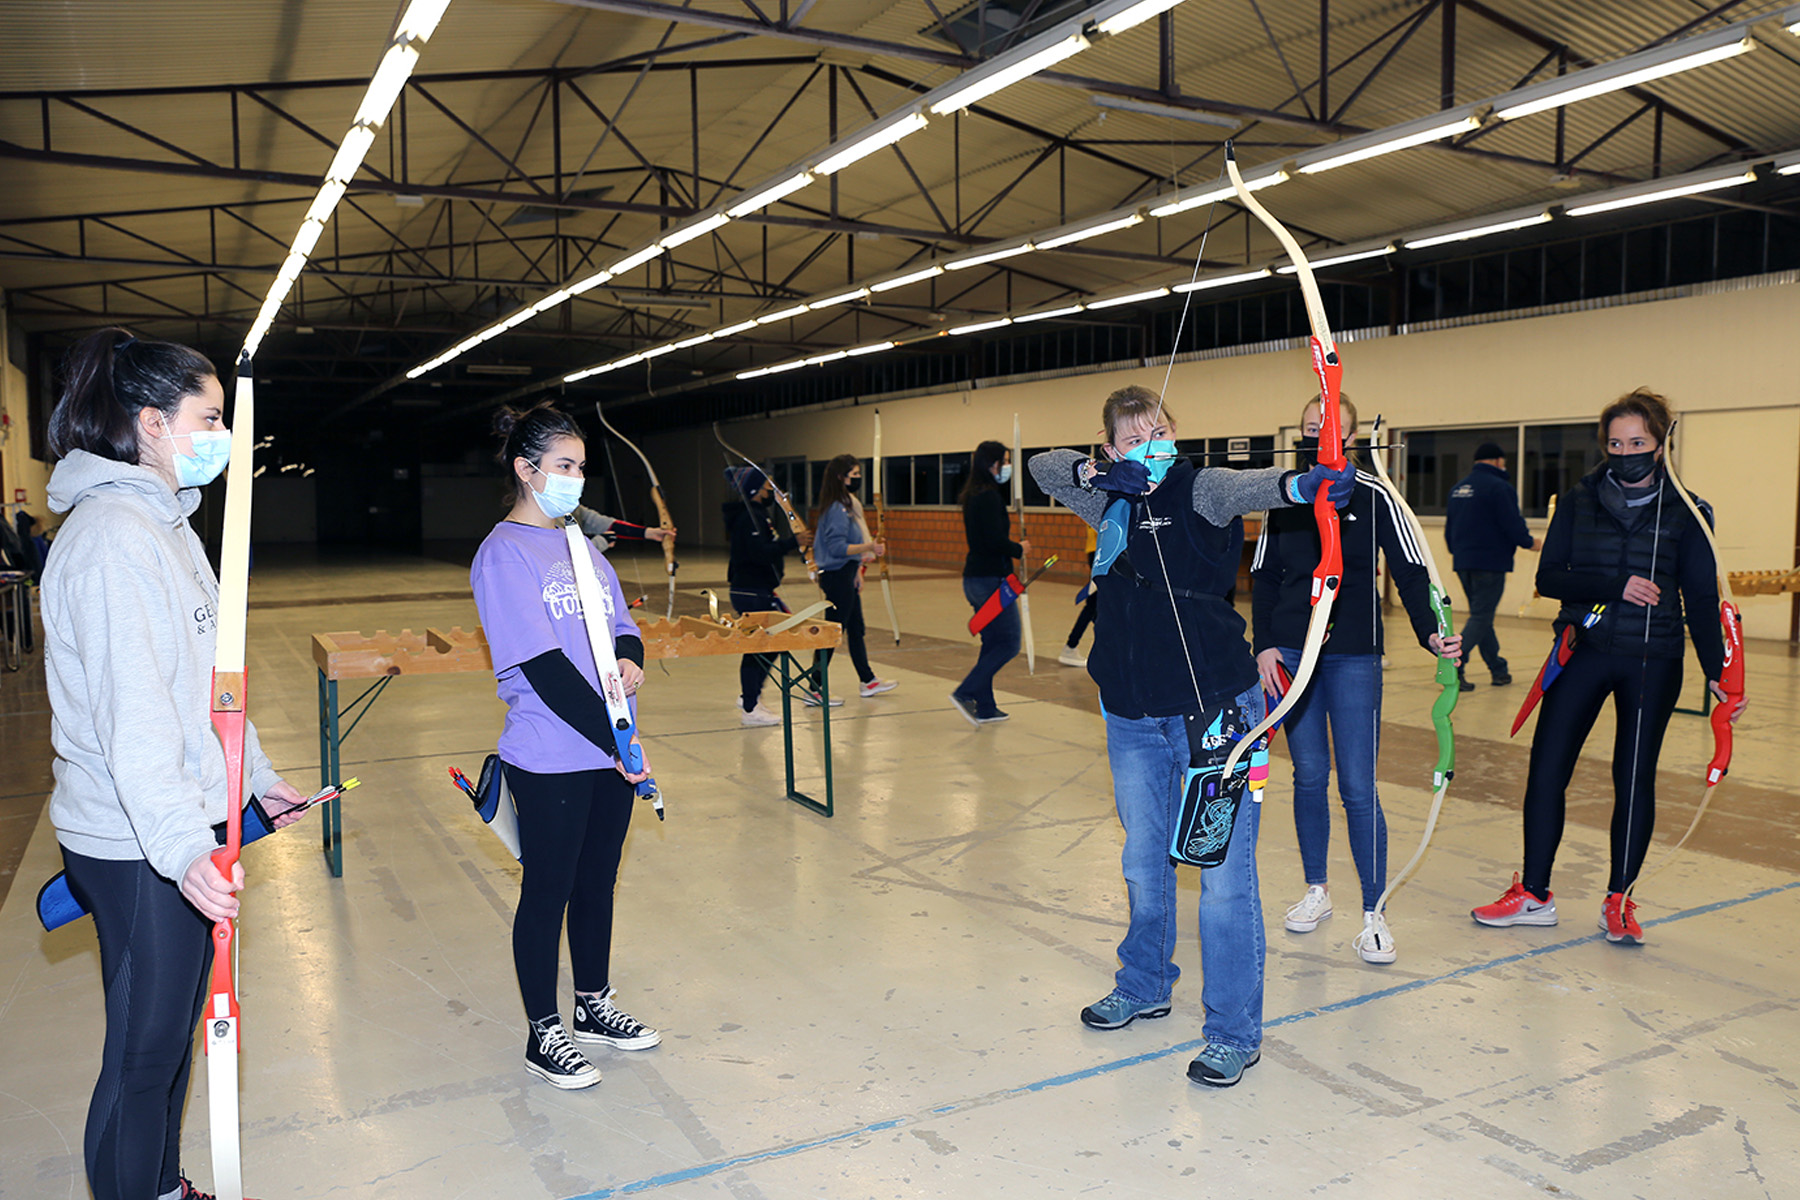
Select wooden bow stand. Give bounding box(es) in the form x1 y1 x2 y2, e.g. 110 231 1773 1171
310 612 844 873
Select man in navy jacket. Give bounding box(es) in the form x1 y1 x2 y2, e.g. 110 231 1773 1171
1445 442 1540 690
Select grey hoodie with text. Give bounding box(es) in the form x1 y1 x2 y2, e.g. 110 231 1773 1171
44 450 282 883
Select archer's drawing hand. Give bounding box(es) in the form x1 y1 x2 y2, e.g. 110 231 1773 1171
1088 458 1151 496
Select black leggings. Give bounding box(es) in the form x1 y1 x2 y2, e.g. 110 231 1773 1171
61 850 214 1200
818 562 873 685
731 587 786 709
504 763 634 1020
1522 647 1683 896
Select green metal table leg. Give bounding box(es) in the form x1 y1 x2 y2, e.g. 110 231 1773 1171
319 670 343 877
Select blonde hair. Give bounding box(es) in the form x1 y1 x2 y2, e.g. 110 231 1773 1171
1102 385 1177 445
1300 390 1359 440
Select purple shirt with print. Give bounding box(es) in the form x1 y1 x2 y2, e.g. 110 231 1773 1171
471 520 641 773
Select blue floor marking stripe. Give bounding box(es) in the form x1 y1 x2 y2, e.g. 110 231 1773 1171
565 876 1800 1199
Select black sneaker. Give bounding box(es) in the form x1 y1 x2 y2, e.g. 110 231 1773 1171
1458 675 1475 693
526 1015 600 1089
976 709 1010 723
572 987 662 1049
1491 672 1513 686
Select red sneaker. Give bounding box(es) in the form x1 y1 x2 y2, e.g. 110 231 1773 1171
1599 892 1644 945
1471 873 1558 927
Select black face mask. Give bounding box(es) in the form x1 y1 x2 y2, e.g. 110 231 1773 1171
1295 435 1320 470
844 476 862 494
1608 450 1658 484
755 493 775 508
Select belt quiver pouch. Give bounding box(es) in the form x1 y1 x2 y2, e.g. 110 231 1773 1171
1169 702 1265 868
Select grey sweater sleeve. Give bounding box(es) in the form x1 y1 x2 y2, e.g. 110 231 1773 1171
1192 465 1294 526
1028 449 1110 529
1031 448 1296 529
572 505 617 541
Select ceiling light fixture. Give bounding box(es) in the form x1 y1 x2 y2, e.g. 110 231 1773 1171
814 111 930 175
1492 30 1755 121
929 34 1090 114
1563 167 1756 217
1149 167 1287 217
1087 287 1170 309
1403 210 1552 249
1173 267 1272 292
947 243 1035 270
726 172 815 218
868 264 945 292
1296 110 1487 175
1036 212 1145 249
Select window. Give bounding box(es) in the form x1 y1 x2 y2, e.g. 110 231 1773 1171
911 454 942 505
1401 427 1515 515
1179 435 1278 471
1520 423 1596 518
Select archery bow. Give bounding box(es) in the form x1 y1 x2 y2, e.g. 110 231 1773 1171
1365 415 1459 916
1012 412 1036 673
871 410 901 644
1633 421 1745 890
713 422 818 584
1221 143 1346 780
204 354 255 1200
594 403 678 620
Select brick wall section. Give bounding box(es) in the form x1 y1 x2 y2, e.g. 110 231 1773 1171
867 508 1264 592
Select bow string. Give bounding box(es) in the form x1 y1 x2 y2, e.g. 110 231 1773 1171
595 403 678 620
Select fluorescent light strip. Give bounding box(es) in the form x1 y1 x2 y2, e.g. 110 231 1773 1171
1174 267 1271 292
1036 212 1144 249
767 359 807 374
1297 114 1483 174
716 319 759 336
868 264 945 292
1014 304 1086 322
755 303 811 324
659 212 730 250
1404 211 1551 249
1564 169 1755 217
949 318 1013 335
1094 0 1187 36
814 111 929 175
803 350 850 366
948 243 1035 270
356 43 420 128
674 332 716 349
567 271 613 295
737 366 774 380
848 341 896 356
1276 245 1394 273
1494 37 1753 121
530 289 572 313
1778 159 1800 177
1149 169 1287 218
811 287 870 307
640 343 678 359
325 126 378 184
608 244 662 275
726 172 814 218
929 34 1089 115
1087 287 1169 309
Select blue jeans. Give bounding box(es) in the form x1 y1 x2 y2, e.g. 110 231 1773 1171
957 575 1019 717
1455 568 1508 677
1104 683 1266 1053
1280 649 1387 913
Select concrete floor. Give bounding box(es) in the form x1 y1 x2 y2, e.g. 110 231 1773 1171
2 543 1797 1200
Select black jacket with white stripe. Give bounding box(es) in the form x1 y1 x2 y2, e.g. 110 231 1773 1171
1251 470 1438 658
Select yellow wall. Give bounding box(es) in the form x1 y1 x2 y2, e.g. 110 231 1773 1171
651 276 1800 642
1 303 54 535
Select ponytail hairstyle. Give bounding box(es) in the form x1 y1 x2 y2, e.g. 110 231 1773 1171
1101 384 1176 448
957 440 1008 506
817 452 863 516
1598 387 1673 450
492 401 586 502
47 327 218 463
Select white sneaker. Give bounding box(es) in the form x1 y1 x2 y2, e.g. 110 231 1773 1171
1284 885 1332 932
798 689 844 708
1058 646 1087 668
859 678 898 697
1354 910 1398 964
740 702 781 727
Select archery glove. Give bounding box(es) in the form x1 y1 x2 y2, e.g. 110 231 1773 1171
1087 457 1152 496
1293 461 1357 508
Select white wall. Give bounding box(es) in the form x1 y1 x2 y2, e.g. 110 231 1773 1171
652 276 1800 642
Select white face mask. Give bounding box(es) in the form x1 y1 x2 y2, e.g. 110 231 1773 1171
160 418 231 488
996 463 1012 485
529 462 585 519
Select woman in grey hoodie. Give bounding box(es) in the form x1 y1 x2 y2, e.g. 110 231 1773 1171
42 328 309 1200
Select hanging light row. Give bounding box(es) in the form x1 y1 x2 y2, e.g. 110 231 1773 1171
401 0 1192 378
243 0 454 358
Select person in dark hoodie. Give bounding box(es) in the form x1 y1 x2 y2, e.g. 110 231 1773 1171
1444 440 1539 690
1030 384 1353 1088
950 439 1027 725
722 464 812 725
42 328 312 1200
1472 388 1744 947
1252 394 1461 965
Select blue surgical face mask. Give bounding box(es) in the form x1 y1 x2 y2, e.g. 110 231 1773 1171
1123 439 1179 485
161 421 231 488
529 463 585 519
996 464 1013 486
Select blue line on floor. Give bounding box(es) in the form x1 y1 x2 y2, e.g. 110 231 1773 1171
565 877 1800 1199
